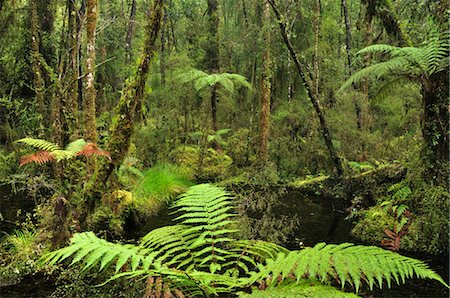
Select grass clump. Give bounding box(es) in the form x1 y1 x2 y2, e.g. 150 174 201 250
133 164 194 211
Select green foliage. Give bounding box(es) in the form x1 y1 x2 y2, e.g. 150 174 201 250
132 163 194 214
0 229 46 283
15 138 110 166
170 146 233 180
41 184 447 296
177 68 251 94
239 279 359 298
339 31 449 92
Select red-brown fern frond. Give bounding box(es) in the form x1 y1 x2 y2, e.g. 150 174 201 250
76 143 112 161
19 151 55 167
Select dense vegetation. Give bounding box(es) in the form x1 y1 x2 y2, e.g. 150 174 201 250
0 0 448 297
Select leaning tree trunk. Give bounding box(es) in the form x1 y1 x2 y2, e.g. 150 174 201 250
91 0 165 190
30 0 46 135
125 0 137 62
422 69 449 184
268 0 344 177
258 0 271 164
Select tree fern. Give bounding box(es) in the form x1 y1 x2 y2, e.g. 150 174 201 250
41 184 448 296
339 31 449 93
177 68 251 94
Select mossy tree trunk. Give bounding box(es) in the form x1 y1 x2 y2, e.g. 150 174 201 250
91 0 165 189
30 0 46 135
64 0 80 140
422 69 449 184
269 0 344 177
125 0 137 62
84 0 98 172
258 0 271 164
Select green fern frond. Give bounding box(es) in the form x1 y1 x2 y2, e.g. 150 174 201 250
15 138 61 152
251 242 448 292
40 232 146 273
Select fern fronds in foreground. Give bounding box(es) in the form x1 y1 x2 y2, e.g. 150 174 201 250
41 184 448 297
249 242 448 292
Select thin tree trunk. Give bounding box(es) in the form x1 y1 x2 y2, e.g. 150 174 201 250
205 0 220 133
85 0 98 176
312 0 320 100
160 5 167 86
65 0 79 139
30 0 46 134
258 0 271 163
268 0 344 177
125 0 137 62
342 0 362 130
91 0 165 188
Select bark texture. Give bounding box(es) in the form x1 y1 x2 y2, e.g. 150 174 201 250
85 0 98 143
30 0 46 133
258 0 271 163
125 0 137 62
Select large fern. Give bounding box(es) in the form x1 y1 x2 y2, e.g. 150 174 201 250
339 31 449 92
41 184 448 296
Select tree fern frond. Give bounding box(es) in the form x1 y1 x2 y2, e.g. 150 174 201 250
339 57 412 92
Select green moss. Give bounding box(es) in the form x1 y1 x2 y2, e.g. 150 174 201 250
239 280 359 298
170 145 233 180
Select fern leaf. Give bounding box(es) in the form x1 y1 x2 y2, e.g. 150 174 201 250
19 151 55 167
15 138 61 151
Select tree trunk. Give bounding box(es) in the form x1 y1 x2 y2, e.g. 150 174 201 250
30 0 46 134
342 0 362 130
125 0 137 62
258 0 271 164
160 5 167 86
268 0 344 177
84 0 98 174
91 0 165 188
312 0 320 100
64 0 79 140
422 69 449 184
205 0 220 133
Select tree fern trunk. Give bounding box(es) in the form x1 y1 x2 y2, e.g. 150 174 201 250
422 69 449 184
205 0 220 133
